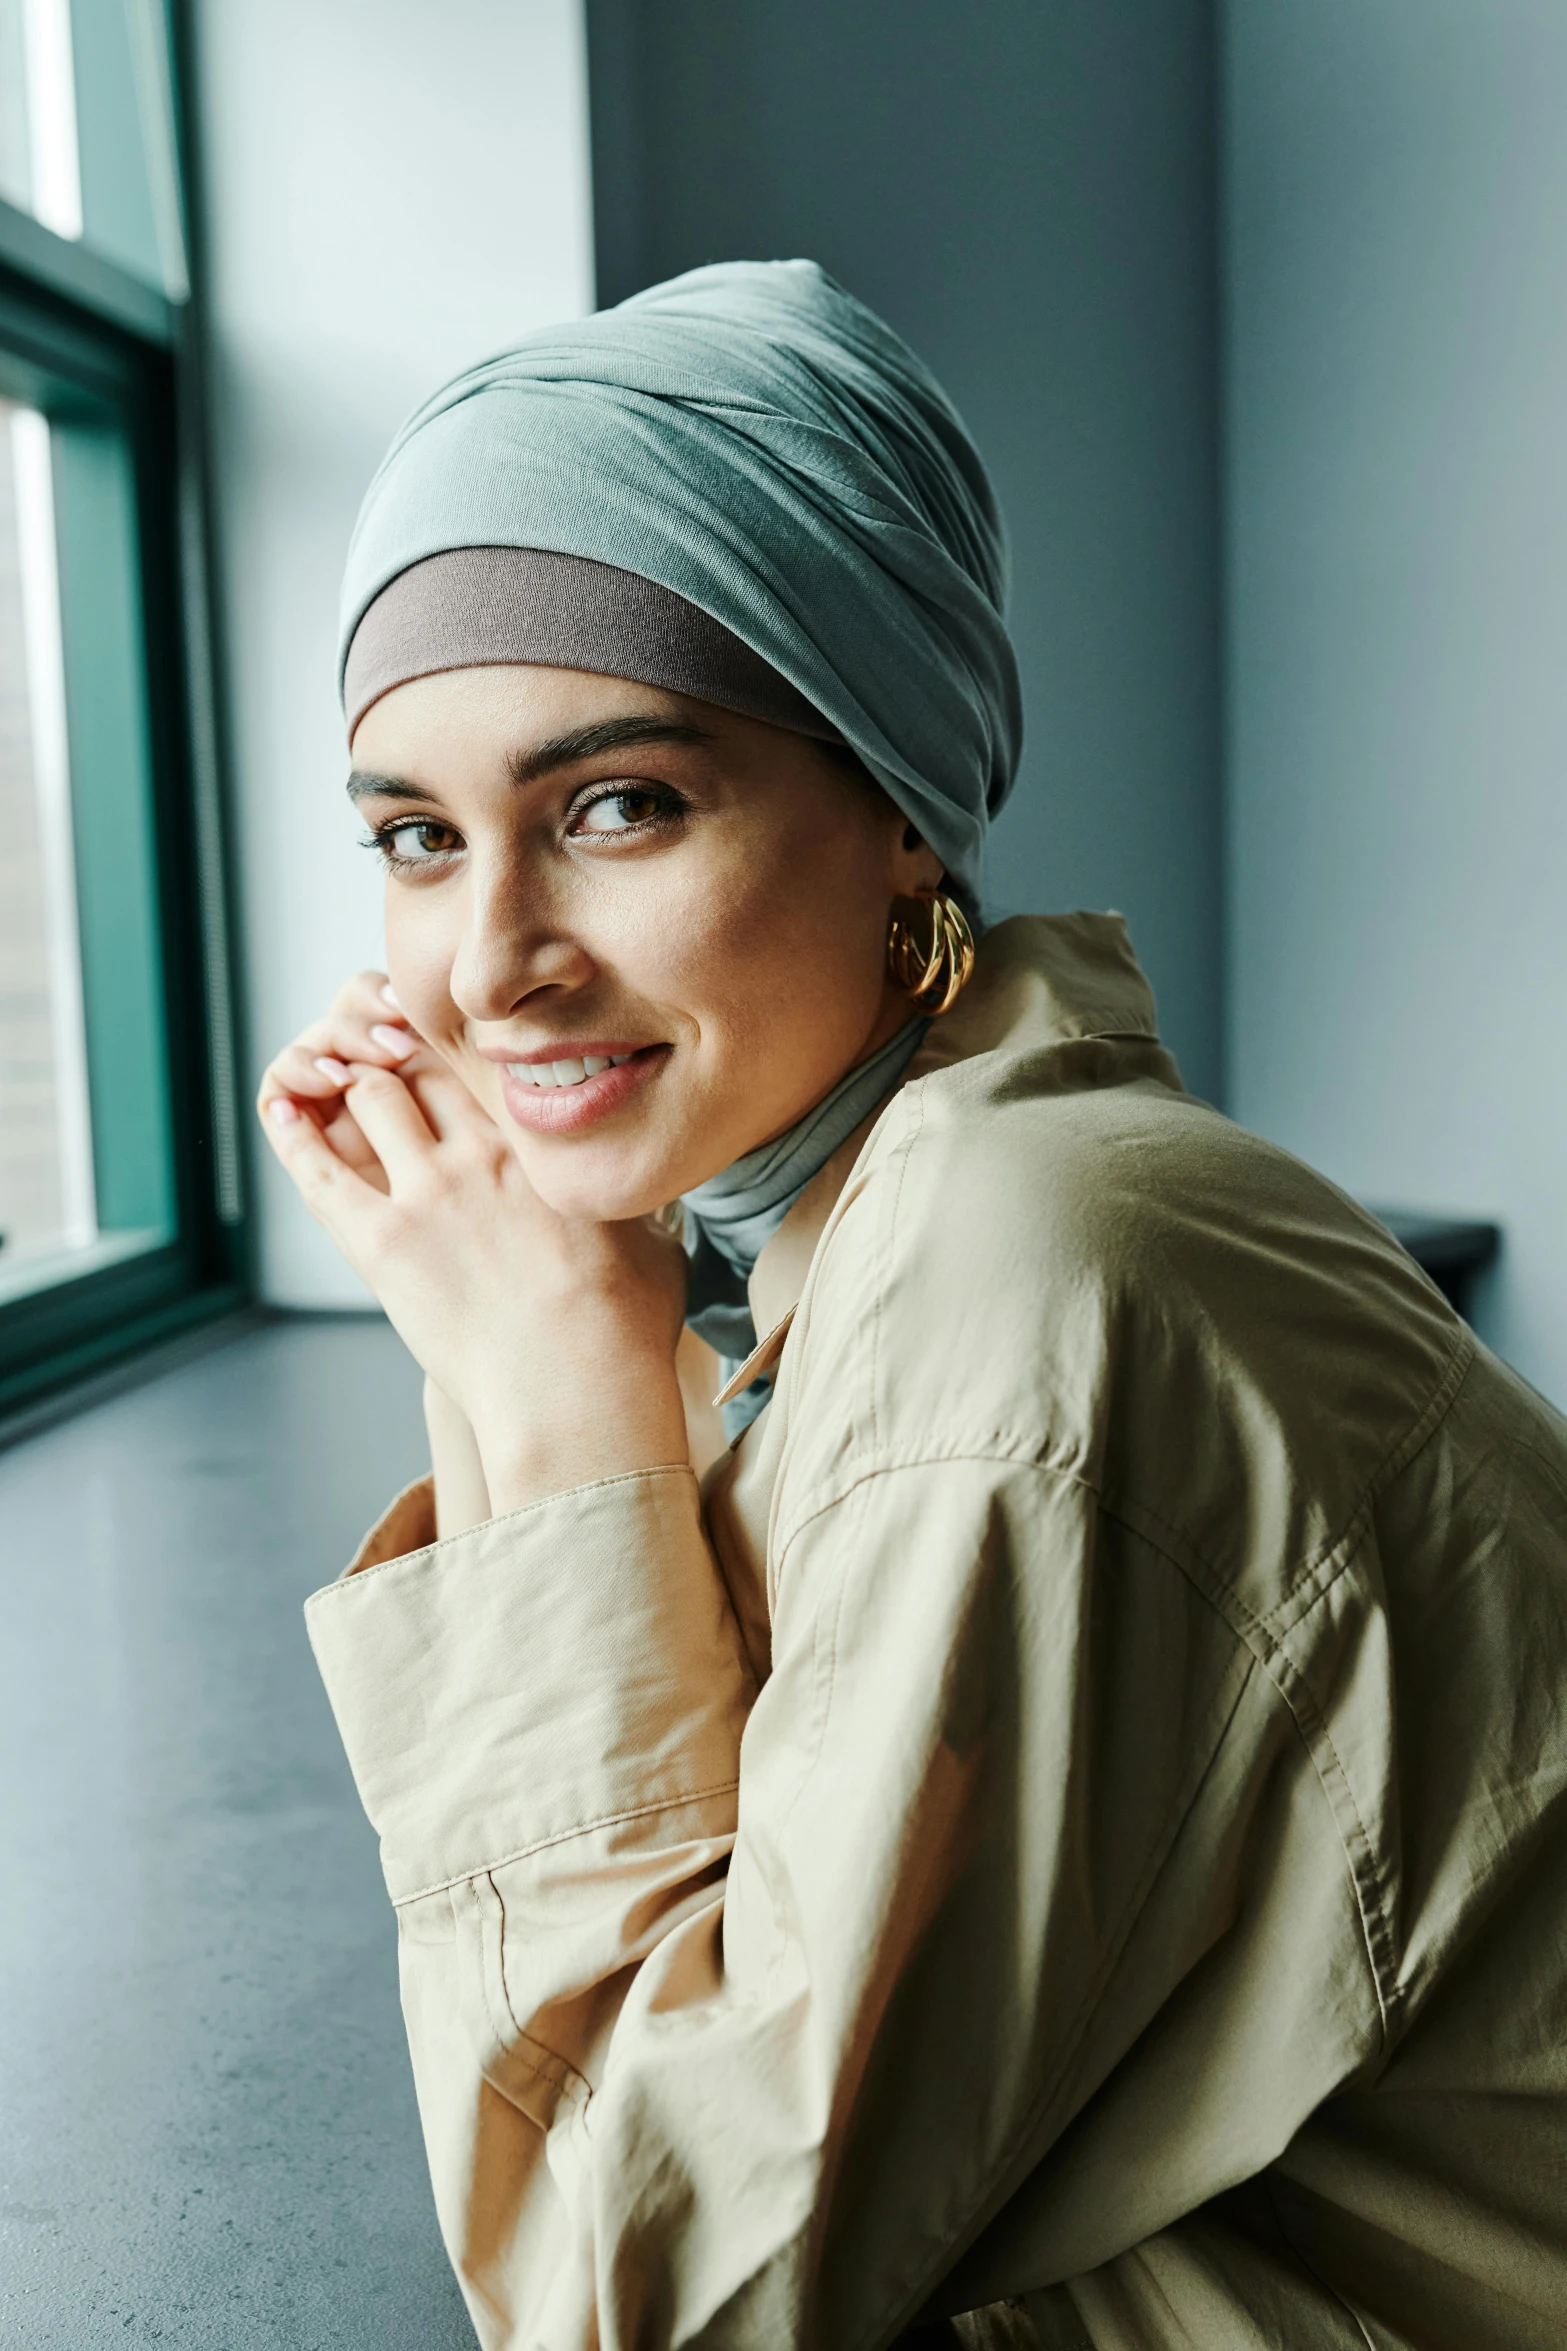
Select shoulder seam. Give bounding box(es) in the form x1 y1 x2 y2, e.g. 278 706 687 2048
1091 1321 1476 1645
770 1448 1400 2048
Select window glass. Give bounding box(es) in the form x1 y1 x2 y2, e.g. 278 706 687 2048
0 2 39 219
73 0 188 297
0 392 174 1308
0 394 93 1291
0 0 188 298
0 0 238 1416
0 0 82 235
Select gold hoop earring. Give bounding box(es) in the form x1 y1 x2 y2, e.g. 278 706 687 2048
886 889 976 1016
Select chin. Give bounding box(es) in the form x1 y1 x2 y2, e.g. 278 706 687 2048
511 1138 679 1226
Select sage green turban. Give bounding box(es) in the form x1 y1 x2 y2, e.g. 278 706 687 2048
338 260 1022 908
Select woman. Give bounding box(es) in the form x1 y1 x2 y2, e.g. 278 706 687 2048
260 264 1567 2350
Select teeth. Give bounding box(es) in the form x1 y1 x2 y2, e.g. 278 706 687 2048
506 1051 636 1090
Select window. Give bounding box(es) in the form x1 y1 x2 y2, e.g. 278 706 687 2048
0 0 243 1417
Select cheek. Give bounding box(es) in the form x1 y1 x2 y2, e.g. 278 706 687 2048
383 889 462 1044
653 821 891 1051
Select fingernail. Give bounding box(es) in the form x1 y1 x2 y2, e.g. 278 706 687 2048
268 1097 301 1126
370 1023 415 1058
380 981 402 1010
314 1056 351 1083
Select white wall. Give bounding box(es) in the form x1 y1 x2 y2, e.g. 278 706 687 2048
193 0 594 1305
1225 0 1567 1405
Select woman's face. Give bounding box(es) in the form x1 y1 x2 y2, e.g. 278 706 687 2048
348 663 941 1219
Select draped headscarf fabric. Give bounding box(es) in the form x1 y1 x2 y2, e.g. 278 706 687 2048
339 260 1022 908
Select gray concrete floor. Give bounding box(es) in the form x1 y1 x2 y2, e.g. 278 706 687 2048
0 1315 475 2348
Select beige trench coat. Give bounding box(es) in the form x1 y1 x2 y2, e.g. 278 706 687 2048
307 915 1567 2351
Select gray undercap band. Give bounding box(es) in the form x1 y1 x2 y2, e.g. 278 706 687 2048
343 545 840 744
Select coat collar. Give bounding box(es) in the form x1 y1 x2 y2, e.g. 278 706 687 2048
716 914 1168 1403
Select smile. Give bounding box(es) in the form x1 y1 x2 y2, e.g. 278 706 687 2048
507 1053 635 1090
495 1043 669 1136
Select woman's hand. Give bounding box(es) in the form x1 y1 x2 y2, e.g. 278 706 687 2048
259 1054 689 1515
257 969 428 1191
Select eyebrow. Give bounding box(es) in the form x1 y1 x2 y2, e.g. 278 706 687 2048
346 769 436 806
345 714 714 807
505 714 713 783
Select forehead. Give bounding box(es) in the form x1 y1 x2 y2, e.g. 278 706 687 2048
349 663 694 771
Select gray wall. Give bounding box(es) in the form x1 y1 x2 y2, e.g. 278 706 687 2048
1225 0 1567 1405
589 0 1224 1099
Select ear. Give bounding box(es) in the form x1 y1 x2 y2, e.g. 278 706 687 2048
893 819 945 896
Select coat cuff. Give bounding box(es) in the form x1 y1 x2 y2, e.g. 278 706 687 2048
345 1474 436 1575
305 1465 753 1904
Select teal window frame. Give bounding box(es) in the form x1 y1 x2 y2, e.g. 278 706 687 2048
0 54 247 1421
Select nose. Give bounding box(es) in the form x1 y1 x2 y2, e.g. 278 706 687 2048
447 852 594 1023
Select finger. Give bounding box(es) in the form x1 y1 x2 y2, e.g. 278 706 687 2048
258 1070 378 1148
340 1062 440 1182
335 970 415 1050
262 1044 357 1103
259 1013 423 1122
320 1097 392 1191
256 1079 378 1171
303 1012 418 1068
295 967 418 1060
261 1092 388 1230
336 967 395 1017
256 1072 333 1135
404 1062 507 1144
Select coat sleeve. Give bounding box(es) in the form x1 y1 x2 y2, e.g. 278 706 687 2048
306 1447 1368 2351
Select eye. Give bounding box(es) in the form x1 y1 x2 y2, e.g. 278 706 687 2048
366 817 464 867
568 784 684 837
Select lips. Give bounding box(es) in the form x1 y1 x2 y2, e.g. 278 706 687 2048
507 1052 635 1091
495 1043 668 1135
